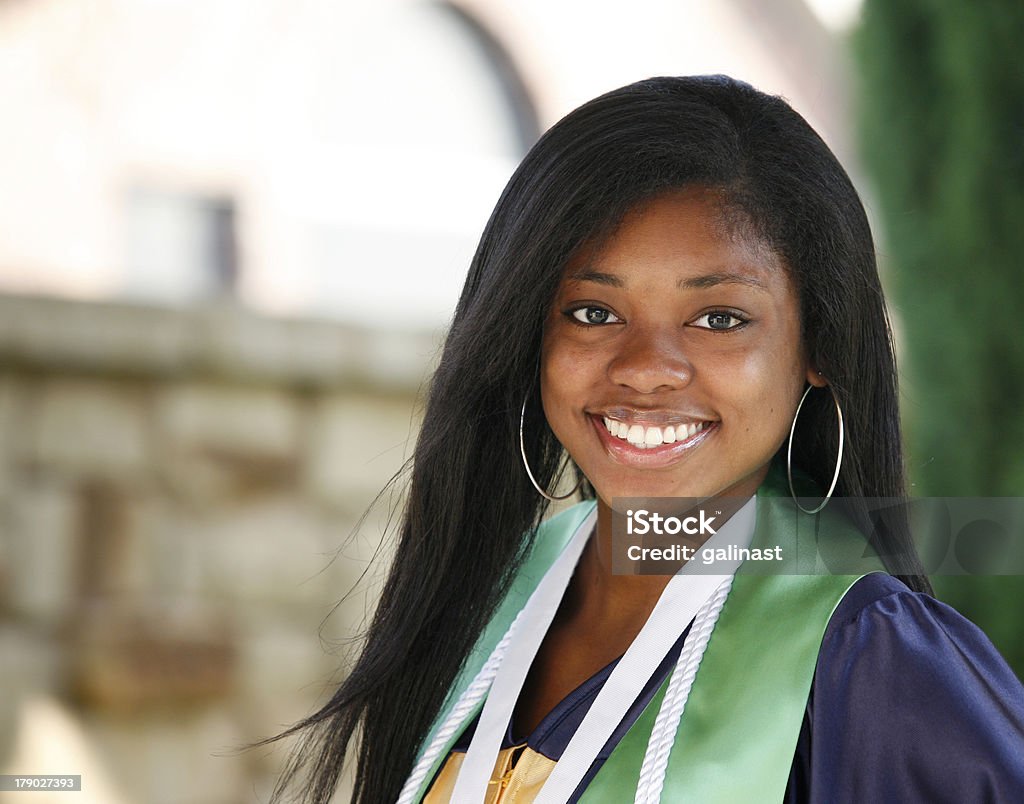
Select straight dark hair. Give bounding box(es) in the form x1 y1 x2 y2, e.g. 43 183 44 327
266 75 932 804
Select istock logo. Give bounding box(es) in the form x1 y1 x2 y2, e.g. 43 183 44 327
625 508 718 536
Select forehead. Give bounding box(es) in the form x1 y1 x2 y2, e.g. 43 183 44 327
563 187 787 289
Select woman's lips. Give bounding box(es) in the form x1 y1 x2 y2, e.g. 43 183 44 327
589 413 716 467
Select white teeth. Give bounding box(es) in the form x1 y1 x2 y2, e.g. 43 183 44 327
602 417 711 448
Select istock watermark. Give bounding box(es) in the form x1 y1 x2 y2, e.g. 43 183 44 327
609 496 1024 576
624 508 719 537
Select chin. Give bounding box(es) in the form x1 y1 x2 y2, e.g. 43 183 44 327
594 478 707 505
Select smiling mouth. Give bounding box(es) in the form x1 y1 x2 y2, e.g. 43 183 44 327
600 416 713 449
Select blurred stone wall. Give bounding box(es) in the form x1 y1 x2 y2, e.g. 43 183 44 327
0 294 436 803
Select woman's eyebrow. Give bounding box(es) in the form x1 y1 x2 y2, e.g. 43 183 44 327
567 269 768 290
678 272 768 290
567 269 623 287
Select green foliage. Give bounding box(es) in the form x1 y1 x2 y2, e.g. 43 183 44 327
856 0 1024 676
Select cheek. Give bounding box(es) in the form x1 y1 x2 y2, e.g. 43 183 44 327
725 341 806 429
540 335 607 446
539 335 575 418
541 351 585 422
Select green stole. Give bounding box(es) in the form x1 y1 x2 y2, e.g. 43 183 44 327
411 471 884 802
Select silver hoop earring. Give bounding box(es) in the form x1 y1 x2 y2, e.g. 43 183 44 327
787 383 844 514
519 399 582 502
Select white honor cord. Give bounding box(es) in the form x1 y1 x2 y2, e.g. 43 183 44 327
533 497 754 804
396 505 596 804
634 574 735 804
532 573 729 804
395 604 528 804
449 506 598 802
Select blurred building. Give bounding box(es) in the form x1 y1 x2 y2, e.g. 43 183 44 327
0 0 855 326
0 0 857 801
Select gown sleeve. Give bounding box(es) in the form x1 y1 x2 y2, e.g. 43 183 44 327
785 573 1024 803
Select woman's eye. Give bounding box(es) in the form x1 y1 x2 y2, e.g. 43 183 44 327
692 311 747 330
570 306 621 325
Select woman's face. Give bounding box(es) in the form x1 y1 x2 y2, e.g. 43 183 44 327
540 187 824 505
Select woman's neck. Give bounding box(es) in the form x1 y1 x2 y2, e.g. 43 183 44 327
557 500 673 635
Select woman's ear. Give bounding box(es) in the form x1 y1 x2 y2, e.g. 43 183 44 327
806 366 829 388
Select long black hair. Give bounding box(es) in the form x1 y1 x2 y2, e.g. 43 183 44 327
268 75 932 804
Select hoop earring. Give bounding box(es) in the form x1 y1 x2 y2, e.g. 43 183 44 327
787 383 844 514
519 398 582 502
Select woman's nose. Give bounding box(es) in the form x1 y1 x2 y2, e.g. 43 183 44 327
606 326 693 394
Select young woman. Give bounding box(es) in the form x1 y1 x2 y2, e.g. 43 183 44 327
271 76 1024 802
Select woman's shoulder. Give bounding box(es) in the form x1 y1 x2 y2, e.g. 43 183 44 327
820 571 1024 704
821 571 931 642
823 573 1013 664
799 572 1024 801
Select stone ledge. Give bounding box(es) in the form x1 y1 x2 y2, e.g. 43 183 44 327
0 294 442 393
